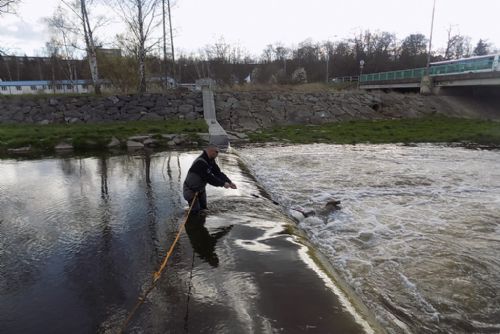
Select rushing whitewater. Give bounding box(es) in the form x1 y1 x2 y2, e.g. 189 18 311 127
240 144 500 334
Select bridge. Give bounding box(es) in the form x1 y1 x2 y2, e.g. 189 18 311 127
359 54 500 94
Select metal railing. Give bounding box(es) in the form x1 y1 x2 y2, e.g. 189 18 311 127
360 56 496 83
331 76 359 83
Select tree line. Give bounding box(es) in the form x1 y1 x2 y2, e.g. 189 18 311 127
0 0 496 92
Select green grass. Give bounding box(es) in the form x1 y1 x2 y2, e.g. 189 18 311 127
0 119 207 154
248 117 500 146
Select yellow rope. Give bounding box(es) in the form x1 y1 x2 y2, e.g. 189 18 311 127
120 192 199 333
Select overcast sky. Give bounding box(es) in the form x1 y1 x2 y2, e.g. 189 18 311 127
1 0 499 57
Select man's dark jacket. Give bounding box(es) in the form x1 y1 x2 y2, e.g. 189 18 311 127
183 150 231 192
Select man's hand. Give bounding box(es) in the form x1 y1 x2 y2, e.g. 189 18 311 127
224 182 237 189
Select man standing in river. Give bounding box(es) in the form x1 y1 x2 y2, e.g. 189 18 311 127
183 144 237 213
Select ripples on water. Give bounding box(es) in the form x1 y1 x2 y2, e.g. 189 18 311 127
1 150 373 334
0 153 191 333
240 143 500 334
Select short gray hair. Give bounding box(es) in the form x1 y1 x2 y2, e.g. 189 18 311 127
206 144 220 151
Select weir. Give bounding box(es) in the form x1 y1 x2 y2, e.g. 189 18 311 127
0 151 381 333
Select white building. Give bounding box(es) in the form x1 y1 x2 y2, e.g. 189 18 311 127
0 80 93 95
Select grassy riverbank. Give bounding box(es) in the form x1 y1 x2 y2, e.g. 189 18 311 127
1 116 499 156
0 119 207 154
248 117 500 146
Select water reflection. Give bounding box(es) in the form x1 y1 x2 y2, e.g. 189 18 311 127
0 150 373 334
185 214 233 267
0 152 181 333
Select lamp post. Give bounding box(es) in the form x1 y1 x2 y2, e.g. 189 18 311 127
325 52 329 84
358 59 365 89
324 38 336 84
426 0 436 75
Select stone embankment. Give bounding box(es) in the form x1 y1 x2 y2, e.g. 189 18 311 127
0 91 204 124
214 90 456 131
0 89 492 132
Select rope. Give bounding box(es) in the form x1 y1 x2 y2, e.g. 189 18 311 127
120 192 199 333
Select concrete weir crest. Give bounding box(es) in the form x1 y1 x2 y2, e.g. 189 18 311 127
199 79 230 148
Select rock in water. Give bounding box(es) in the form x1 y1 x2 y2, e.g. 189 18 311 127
325 199 341 211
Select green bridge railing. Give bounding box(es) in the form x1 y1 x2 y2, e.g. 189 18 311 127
360 57 495 83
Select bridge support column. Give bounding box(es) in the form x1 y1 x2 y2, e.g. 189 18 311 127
420 75 434 95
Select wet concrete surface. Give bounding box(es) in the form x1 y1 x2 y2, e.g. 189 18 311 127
0 151 374 333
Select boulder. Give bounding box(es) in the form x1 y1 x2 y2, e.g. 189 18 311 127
164 107 177 115
226 97 239 108
143 138 159 147
139 100 155 109
65 117 81 124
140 112 163 121
226 131 248 139
126 140 144 149
161 134 177 140
291 67 307 84
178 104 194 114
107 95 120 104
128 135 151 142
107 137 121 148
55 142 74 151
173 135 186 145
185 111 199 119
7 146 32 154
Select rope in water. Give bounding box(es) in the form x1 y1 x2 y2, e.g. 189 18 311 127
120 192 199 333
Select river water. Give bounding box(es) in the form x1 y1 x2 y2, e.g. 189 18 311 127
0 151 373 334
240 143 500 333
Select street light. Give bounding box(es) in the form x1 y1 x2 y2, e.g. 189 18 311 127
358 59 365 89
426 0 436 75
325 52 329 84
325 37 337 84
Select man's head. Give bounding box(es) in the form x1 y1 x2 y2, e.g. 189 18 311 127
205 144 220 159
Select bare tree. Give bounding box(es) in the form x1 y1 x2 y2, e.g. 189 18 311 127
261 44 274 63
274 43 289 73
0 0 21 55
79 0 102 94
44 39 62 93
444 26 471 59
58 0 105 94
0 0 21 15
166 0 175 80
110 0 161 93
204 36 233 63
46 6 79 85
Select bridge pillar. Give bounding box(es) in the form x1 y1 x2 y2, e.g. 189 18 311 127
420 75 434 95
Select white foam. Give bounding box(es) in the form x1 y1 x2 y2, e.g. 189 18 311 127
241 144 500 332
